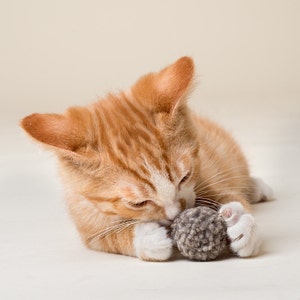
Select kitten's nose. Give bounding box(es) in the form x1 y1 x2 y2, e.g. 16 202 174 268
165 204 181 221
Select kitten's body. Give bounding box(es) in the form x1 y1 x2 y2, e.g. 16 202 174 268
22 57 271 261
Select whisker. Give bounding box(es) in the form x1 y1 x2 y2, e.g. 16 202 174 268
196 203 220 211
197 185 258 198
195 197 221 211
197 185 252 195
200 191 258 199
200 189 258 196
195 197 221 205
87 219 140 242
199 174 249 189
88 224 123 240
96 221 138 239
197 175 250 191
115 220 140 235
197 165 249 190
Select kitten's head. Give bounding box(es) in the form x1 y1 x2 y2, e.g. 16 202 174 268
21 57 200 224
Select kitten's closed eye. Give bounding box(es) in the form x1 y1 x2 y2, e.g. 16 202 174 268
127 200 152 208
179 172 191 185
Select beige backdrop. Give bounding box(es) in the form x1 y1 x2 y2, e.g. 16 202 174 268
1 1 300 299
1 0 299 124
1 0 299 181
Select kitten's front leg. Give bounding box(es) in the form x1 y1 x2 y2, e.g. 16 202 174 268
86 222 173 261
134 222 173 261
219 202 262 257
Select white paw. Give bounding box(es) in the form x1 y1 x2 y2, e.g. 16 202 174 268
133 222 173 261
219 202 262 257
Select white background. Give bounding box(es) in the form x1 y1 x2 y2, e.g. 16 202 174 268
1 1 299 299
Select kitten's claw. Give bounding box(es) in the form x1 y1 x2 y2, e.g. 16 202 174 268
219 202 262 257
134 222 173 261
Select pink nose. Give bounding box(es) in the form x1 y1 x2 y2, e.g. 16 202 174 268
165 205 181 221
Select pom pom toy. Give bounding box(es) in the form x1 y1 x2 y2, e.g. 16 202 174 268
171 200 229 261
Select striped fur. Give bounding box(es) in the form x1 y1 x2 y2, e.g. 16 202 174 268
21 57 264 260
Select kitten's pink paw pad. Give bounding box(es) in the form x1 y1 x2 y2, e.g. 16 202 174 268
219 202 244 227
134 222 173 261
219 202 262 257
220 207 232 219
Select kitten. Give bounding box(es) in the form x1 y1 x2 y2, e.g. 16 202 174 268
21 57 272 261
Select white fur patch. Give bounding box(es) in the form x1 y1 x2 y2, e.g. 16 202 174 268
219 202 262 257
251 177 274 203
150 169 176 203
133 222 173 261
149 168 181 220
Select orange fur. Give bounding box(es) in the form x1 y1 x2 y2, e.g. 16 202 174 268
21 57 260 260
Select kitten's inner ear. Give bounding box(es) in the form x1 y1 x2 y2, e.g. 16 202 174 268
131 56 194 114
21 107 90 153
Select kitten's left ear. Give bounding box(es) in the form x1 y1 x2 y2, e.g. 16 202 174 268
131 56 194 114
20 107 93 158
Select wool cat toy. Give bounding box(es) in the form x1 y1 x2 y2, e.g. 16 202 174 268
171 199 229 261
21 57 272 261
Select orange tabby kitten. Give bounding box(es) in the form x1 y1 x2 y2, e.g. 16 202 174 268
21 57 272 261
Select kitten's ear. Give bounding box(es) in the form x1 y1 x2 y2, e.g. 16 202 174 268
21 107 91 155
131 56 194 114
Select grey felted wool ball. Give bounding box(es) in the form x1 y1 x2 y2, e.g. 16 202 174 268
171 206 228 261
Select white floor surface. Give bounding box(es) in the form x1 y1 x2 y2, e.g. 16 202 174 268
1 112 300 300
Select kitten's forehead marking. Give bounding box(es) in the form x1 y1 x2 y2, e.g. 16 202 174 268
143 158 182 220
95 94 172 188
150 168 181 220
150 168 176 203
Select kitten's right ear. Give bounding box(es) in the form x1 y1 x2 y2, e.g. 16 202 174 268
131 57 194 115
21 107 90 155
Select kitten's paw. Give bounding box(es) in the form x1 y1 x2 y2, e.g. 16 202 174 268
219 202 262 257
134 222 173 261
